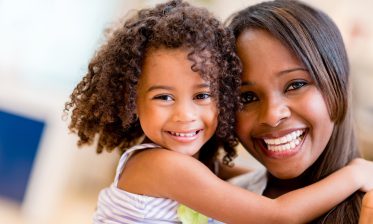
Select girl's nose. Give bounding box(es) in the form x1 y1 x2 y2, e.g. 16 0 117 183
259 97 291 127
172 100 197 123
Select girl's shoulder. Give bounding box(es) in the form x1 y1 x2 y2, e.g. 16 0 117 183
131 148 204 177
118 147 205 197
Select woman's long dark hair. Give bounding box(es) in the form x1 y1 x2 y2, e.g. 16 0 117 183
229 0 362 223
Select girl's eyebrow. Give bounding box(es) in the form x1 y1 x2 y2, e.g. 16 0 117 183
195 83 210 88
147 85 173 92
147 83 210 92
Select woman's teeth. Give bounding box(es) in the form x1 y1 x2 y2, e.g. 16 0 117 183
263 130 304 151
169 131 198 137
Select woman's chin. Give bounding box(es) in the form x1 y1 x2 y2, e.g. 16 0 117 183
268 168 306 180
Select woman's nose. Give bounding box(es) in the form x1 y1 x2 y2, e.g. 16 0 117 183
259 97 291 127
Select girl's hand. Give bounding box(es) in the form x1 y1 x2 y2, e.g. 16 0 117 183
349 158 373 192
359 190 373 224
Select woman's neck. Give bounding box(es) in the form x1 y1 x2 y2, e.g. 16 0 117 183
263 172 310 199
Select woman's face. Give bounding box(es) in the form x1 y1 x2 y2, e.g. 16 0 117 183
235 29 334 179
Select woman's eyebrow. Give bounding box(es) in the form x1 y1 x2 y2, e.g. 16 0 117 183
240 67 307 87
278 67 307 76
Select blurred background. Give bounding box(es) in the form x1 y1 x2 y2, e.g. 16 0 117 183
1 0 372 223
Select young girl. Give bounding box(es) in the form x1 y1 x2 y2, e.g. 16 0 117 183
228 0 373 223
64 0 373 223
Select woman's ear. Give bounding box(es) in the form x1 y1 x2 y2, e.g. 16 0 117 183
359 190 373 224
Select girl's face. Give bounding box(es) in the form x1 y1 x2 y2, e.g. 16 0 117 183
136 48 218 157
235 30 334 179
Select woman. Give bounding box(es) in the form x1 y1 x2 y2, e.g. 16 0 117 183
229 0 364 223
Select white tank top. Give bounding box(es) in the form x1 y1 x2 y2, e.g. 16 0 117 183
92 143 181 223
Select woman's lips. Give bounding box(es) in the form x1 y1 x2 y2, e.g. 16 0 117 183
254 129 307 159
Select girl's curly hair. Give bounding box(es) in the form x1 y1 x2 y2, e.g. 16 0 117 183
64 0 242 168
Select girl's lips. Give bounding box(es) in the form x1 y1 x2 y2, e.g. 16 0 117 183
254 129 308 159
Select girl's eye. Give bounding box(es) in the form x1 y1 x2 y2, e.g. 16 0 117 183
194 92 211 100
286 80 308 91
240 91 258 104
153 94 173 101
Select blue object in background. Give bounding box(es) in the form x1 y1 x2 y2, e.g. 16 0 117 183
0 109 45 203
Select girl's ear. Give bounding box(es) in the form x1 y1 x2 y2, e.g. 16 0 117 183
134 113 139 122
134 105 139 121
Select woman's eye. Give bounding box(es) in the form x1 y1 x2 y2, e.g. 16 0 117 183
240 91 258 104
286 80 308 91
153 94 173 101
195 92 211 100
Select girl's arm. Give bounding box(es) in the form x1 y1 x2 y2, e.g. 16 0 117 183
217 161 251 180
121 149 373 224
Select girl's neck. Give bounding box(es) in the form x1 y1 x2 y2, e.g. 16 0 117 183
263 172 310 199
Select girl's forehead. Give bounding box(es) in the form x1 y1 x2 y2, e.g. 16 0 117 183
146 46 217 71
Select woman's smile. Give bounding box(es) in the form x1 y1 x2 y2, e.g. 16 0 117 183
253 128 307 159
235 29 334 179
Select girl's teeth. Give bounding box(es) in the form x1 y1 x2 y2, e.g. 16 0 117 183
170 131 197 137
